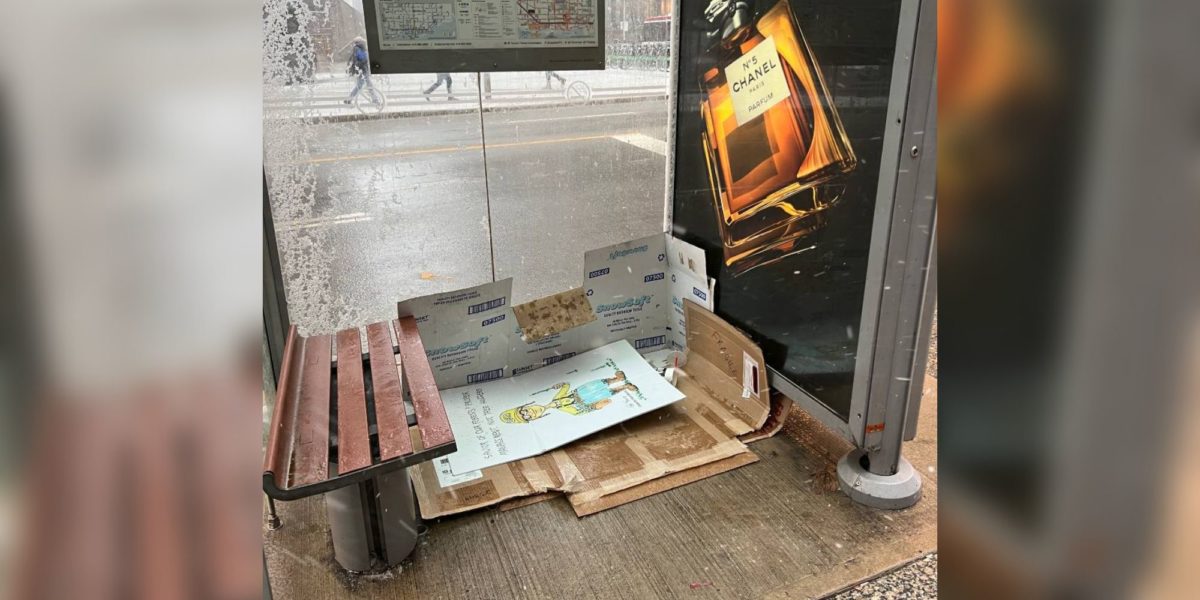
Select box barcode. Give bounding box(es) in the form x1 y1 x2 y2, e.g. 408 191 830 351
467 297 506 315
635 335 666 350
543 352 576 366
467 368 505 384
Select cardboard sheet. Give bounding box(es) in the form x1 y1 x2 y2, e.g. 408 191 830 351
568 451 759 517
680 303 771 432
397 279 514 389
740 393 795 444
440 340 686 474
411 393 755 519
411 302 775 519
396 235 716 391
578 234 672 353
403 235 776 519
579 234 716 355
666 236 717 350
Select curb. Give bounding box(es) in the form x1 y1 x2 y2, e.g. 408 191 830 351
266 93 670 125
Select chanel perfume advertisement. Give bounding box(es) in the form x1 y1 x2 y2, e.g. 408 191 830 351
672 0 902 418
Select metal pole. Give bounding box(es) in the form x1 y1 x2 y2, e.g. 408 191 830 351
326 468 419 572
835 0 935 510
266 496 282 530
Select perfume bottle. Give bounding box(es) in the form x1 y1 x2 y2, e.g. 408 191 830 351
700 0 857 274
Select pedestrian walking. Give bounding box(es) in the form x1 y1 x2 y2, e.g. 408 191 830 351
424 73 455 101
544 71 567 90
343 37 375 104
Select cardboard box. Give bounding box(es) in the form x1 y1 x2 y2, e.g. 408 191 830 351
412 300 787 518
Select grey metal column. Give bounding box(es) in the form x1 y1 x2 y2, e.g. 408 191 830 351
837 0 936 510
375 468 421 562
325 467 420 572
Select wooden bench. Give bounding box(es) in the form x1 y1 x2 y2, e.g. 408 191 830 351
263 316 455 570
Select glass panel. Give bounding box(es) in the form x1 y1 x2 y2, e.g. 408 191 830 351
264 0 492 335
479 8 674 303
264 0 675 325
671 0 904 420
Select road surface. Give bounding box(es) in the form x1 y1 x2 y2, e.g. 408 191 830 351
268 98 672 335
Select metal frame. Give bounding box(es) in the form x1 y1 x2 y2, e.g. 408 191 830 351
361 0 606 74
844 0 925 449
663 0 937 459
769 370 854 439
753 0 935 458
904 221 936 443
849 0 937 472
263 444 455 501
661 0 681 232
264 171 290 383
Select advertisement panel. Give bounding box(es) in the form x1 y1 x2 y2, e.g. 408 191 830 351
363 0 606 73
671 0 903 419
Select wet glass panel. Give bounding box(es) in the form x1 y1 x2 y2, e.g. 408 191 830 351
264 0 493 335
477 2 673 303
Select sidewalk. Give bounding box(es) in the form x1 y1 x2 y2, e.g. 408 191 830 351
265 69 669 122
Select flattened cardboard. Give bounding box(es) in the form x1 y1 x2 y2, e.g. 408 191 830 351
666 236 716 350
740 392 795 444
397 279 513 389
497 492 557 512
408 235 782 520
550 398 750 505
410 450 544 519
412 392 752 519
413 302 776 519
569 451 759 517
681 302 771 432
579 234 671 354
496 449 761 516
394 236 714 395
441 340 686 475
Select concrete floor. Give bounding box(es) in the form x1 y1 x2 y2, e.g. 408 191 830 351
263 376 937 599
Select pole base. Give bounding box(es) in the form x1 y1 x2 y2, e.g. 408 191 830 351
837 449 923 509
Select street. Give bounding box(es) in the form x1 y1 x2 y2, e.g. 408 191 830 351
268 98 671 335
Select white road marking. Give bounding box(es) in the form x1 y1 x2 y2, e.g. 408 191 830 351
505 111 637 124
279 212 373 231
610 133 667 156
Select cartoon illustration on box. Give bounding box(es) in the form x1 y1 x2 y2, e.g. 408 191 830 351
499 370 640 424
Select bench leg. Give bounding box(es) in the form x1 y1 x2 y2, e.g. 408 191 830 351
325 468 419 572
265 495 282 530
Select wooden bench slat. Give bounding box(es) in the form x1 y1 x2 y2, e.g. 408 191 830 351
264 326 303 482
265 321 458 500
336 328 372 474
292 334 332 487
394 317 454 449
367 321 413 460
